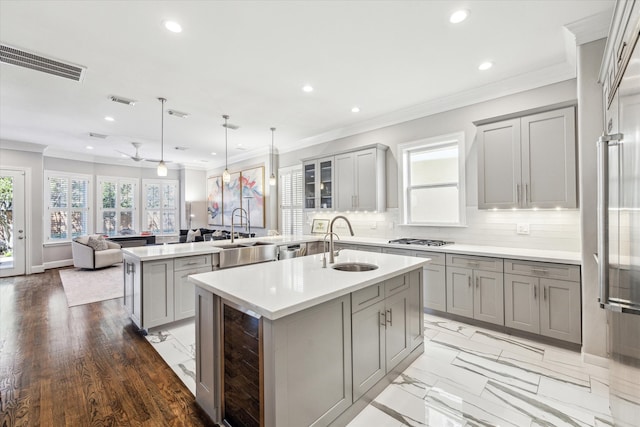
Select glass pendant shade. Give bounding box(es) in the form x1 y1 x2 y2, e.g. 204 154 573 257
157 160 168 177
269 127 277 186
222 168 230 183
269 174 276 186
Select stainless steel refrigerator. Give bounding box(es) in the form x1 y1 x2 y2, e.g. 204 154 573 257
597 27 640 427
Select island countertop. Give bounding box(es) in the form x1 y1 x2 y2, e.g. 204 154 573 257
188 249 430 320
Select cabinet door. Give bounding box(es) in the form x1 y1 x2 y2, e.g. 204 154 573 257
446 266 474 318
521 107 576 208
352 300 386 401
423 263 446 312
335 152 355 210
473 270 504 326
303 161 317 209
385 289 410 372
142 259 175 329
407 269 423 350
174 266 211 321
354 148 377 210
540 278 582 344
477 119 521 209
318 157 334 209
504 274 539 334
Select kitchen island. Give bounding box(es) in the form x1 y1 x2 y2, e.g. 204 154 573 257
189 249 429 427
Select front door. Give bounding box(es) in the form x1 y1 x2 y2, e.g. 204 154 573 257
0 169 26 277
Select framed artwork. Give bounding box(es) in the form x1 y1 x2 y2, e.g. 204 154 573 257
241 166 265 228
311 218 329 234
222 172 242 226
206 176 223 226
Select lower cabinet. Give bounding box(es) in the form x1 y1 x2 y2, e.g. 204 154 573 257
175 265 212 321
505 273 582 344
415 251 446 312
142 259 175 328
446 254 504 326
351 272 416 401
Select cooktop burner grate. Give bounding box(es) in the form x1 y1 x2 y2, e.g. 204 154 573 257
388 238 453 247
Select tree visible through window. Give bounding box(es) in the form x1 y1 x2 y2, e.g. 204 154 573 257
98 177 137 236
45 172 92 242
142 180 178 235
279 165 303 235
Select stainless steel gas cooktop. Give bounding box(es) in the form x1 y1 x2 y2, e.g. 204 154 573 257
388 238 453 247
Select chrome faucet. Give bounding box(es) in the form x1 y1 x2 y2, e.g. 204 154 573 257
328 215 354 264
230 207 250 243
322 232 340 268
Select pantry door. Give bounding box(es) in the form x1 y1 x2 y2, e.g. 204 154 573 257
0 169 26 277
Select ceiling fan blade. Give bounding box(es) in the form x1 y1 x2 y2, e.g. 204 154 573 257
143 158 172 163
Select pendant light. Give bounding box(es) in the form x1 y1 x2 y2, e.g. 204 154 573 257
222 114 231 183
157 97 168 177
269 127 277 186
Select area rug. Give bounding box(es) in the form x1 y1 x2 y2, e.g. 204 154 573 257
59 263 123 307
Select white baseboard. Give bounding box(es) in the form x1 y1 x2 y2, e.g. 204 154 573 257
582 352 609 368
43 259 73 270
31 265 45 274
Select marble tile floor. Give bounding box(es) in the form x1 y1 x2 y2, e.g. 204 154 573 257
146 313 638 427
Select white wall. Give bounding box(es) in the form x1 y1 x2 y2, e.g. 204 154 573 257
284 79 581 251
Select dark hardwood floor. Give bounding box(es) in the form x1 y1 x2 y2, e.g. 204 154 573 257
0 269 215 427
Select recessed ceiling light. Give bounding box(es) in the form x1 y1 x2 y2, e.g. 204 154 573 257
351 107 360 113
449 10 469 24
210 152 217 156
302 84 314 93
86 145 94 150
163 20 182 33
104 116 115 122
478 61 493 71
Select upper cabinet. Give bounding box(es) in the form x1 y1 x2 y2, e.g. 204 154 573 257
303 156 334 210
303 144 387 212
476 106 577 209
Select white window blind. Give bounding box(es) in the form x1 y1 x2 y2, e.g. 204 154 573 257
400 132 466 226
97 176 138 236
45 171 92 242
279 165 303 235
142 179 178 235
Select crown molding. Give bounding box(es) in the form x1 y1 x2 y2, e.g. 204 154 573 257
564 9 612 46
0 139 47 153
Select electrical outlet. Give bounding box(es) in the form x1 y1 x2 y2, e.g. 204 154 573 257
516 223 530 235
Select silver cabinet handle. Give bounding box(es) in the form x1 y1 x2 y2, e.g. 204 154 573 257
534 285 537 299
525 183 529 204
516 184 520 204
475 276 479 289
186 261 199 265
468 276 471 288
18 236 25 239
467 262 480 268
532 268 548 275
380 311 386 327
544 286 547 301
386 309 392 326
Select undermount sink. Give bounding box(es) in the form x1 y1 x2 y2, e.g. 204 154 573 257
331 262 379 272
215 242 277 269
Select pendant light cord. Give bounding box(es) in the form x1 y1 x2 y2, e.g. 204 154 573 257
224 115 229 170
270 127 275 173
160 98 164 162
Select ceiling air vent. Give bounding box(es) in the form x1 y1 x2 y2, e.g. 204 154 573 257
0 44 86 82
109 95 136 106
89 132 108 139
167 109 189 118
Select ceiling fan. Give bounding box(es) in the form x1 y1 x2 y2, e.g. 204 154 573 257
117 142 166 163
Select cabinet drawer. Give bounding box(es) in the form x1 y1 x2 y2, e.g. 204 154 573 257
385 273 409 298
446 254 503 272
174 254 212 271
504 259 580 282
413 251 445 266
352 282 384 313
383 248 412 256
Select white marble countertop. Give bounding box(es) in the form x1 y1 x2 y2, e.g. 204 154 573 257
122 233 581 265
189 249 429 320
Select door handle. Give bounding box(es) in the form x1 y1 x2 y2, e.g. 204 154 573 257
386 309 392 326
18 236 25 239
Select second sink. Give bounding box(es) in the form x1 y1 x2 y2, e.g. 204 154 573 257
332 262 379 272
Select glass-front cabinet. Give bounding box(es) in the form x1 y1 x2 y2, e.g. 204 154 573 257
303 156 333 210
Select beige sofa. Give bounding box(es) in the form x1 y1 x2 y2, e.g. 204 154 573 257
72 235 122 269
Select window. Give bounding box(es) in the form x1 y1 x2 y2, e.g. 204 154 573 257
97 176 138 236
400 132 466 225
142 179 178 235
279 165 303 235
45 171 92 242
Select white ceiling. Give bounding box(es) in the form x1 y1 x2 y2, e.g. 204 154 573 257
0 0 614 170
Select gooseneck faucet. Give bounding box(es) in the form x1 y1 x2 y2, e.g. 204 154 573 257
230 207 250 243
328 215 354 264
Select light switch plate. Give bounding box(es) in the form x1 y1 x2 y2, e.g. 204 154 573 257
517 223 530 235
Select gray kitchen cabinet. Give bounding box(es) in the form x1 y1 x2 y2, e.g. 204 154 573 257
407 269 423 350
335 145 387 212
302 156 334 210
477 106 577 209
414 251 446 312
123 259 142 325
142 259 175 329
504 259 582 344
446 254 504 326
175 265 211 321
351 274 412 401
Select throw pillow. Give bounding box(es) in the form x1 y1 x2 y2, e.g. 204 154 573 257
87 235 109 251
186 229 201 243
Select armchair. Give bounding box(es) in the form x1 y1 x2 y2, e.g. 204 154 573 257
72 235 123 269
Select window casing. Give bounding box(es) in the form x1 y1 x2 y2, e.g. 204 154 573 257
97 176 138 236
279 165 303 235
142 179 178 235
45 171 92 242
400 132 466 226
